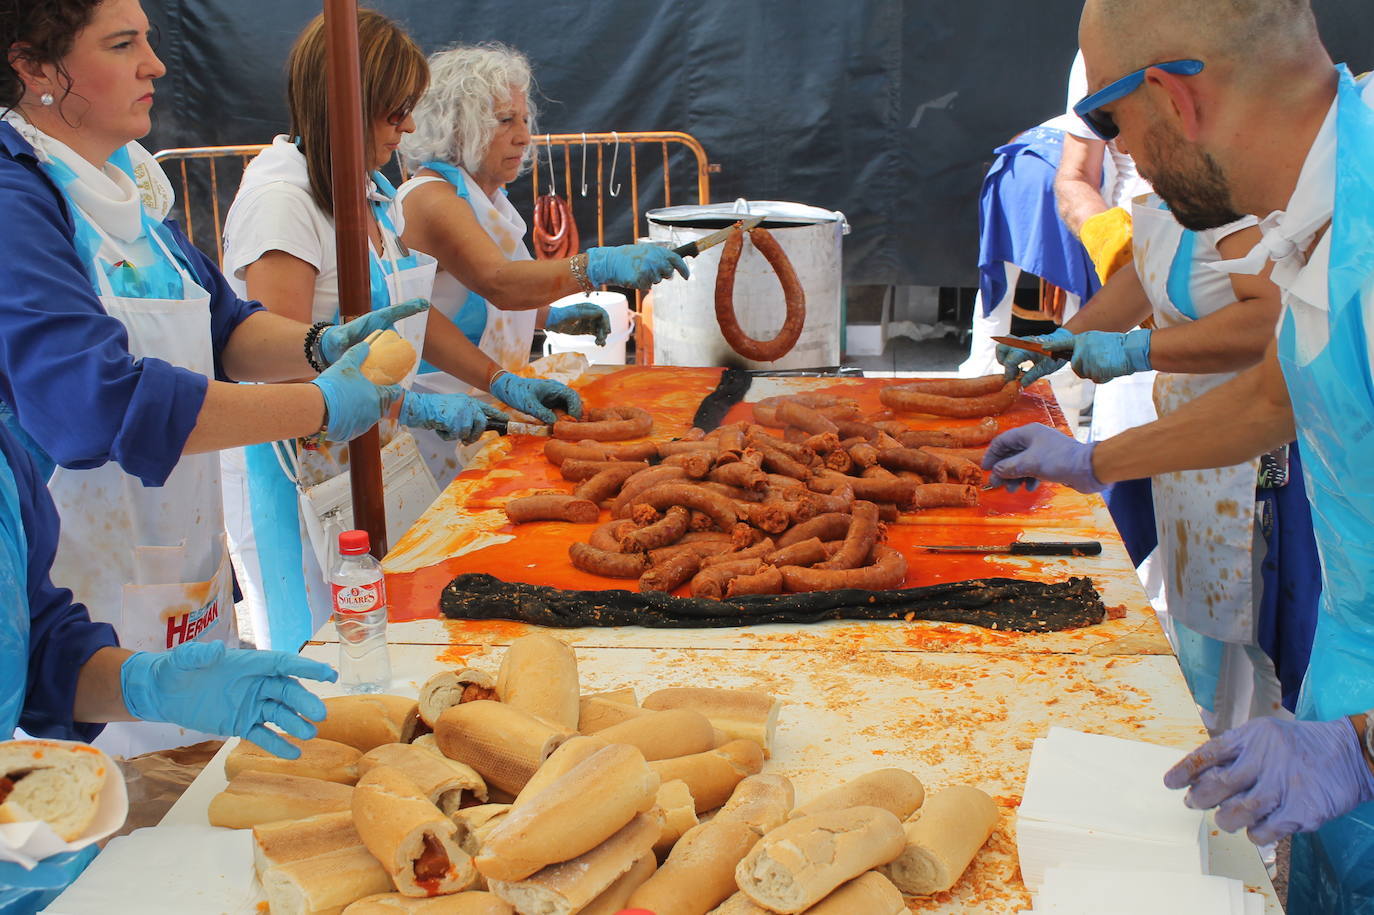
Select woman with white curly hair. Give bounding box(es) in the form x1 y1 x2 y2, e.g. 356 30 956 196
396 43 687 403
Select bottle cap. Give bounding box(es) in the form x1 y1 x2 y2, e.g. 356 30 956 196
338 530 371 555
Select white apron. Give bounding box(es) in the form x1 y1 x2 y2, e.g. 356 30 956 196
397 164 537 488
1132 197 1261 645
11 121 235 756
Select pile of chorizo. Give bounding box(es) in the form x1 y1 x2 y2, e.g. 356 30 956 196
879 374 1021 418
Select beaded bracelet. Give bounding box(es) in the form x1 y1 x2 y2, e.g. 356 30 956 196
569 252 593 292
488 367 511 391
304 321 331 373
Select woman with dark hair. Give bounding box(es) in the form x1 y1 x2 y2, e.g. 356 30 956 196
0 0 415 755
221 10 589 646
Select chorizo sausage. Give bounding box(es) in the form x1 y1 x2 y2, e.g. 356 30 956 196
765 537 829 568
802 431 841 455
848 441 880 469
776 401 839 436
834 419 880 441
639 550 704 593
628 483 739 531
754 443 812 480
601 441 661 462
895 374 1008 397
876 447 947 481
751 394 856 428
543 439 608 466
620 505 691 552
647 535 735 566
574 464 645 503
553 406 654 441
861 465 897 479
745 428 815 463
835 473 922 505
590 519 637 552
741 500 791 534
708 462 768 491
776 511 852 548
504 493 600 524
699 537 777 568
568 541 650 578
611 466 689 517
879 380 1020 417
714 226 806 363
779 544 909 593
658 439 718 456
907 483 980 509
690 558 765 600
726 566 784 598
660 451 714 479
816 500 881 571
715 425 746 456
801 484 855 515
559 459 650 482
824 449 854 474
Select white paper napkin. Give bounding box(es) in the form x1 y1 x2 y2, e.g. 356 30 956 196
0 741 127 869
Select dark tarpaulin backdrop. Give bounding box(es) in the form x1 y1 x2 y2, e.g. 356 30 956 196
143 0 1374 288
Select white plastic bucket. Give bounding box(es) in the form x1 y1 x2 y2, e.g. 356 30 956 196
541 291 634 365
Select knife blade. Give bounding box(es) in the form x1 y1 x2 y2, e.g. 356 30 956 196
672 215 764 259
922 541 1102 557
991 335 1058 358
486 419 550 437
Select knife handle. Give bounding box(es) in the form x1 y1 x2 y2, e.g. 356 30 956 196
671 241 697 258
1010 541 1102 556
486 419 509 436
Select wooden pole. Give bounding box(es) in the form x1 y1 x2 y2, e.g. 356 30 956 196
323 0 388 558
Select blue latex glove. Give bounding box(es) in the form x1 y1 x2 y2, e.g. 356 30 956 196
1050 328 1153 384
490 372 584 425
1164 717 1374 845
400 390 508 443
318 298 430 365
120 641 338 759
546 302 612 346
310 340 402 443
998 327 1072 386
982 422 1105 493
586 244 689 289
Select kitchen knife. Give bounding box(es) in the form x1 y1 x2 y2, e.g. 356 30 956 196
921 541 1102 557
672 215 764 258
991 335 1059 358
486 419 550 436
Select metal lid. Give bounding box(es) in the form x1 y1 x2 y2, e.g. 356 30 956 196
647 198 849 234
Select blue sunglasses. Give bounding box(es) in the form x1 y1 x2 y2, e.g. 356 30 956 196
1073 59 1205 140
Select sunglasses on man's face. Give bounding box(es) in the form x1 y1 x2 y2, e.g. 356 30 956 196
1073 59 1205 140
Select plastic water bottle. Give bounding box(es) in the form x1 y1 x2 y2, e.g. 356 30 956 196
329 529 391 693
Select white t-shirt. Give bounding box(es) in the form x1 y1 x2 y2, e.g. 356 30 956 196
1063 51 1153 208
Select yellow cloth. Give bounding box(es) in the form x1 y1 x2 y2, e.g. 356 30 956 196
1080 206 1135 283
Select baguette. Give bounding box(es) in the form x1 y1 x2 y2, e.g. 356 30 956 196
716 774 794 837
475 744 660 882
487 813 659 915
261 845 394 915
225 736 361 786
252 810 362 876
511 736 607 810
734 806 906 912
641 688 780 757
450 804 511 857
593 709 717 761
434 700 573 795
579 853 657 915
789 768 924 822
583 687 637 707
352 766 476 896
418 669 497 729
652 779 699 856
578 696 650 734
709 872 905 915
342 892 514 914
496 634 580 730
707 893 771 914
626 817 759 915
314 695 422 752
648 740 764 813
881 785 998 895
208 771 353 830
410 734 442 756
359 743 487 815
0 740 109 842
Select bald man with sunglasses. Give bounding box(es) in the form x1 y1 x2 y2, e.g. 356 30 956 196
982 2 1374 909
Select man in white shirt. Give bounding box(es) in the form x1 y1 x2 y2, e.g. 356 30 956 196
981 2 1374 909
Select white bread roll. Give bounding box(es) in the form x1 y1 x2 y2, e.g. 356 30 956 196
579 853 656 915
593 709 718 761
358 743 487 815
435 700 573 796
360 329 417 385
208 771 353 830
652 779 699 857
496 634 580 730
734 806 906 913
804 871 907 914
0 740 109 842
511 736 607 810
583 687 637 706
352 766 476 896
475 743 659 882
450 804 510 857
410 735 442 756
261 845 394 915
418 669 496 729
626 817 759 915
716 774 794 837
641 688 780 757
252 810 361 876
648 740 764 813
707 893 771 914
342 892 514 914
578 696 650 734
487 813 659 915
789 768 924 822
315 695 422 752
225 736 361 786
881 785 998 895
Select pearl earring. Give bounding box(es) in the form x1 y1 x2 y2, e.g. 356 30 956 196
40 92 54 107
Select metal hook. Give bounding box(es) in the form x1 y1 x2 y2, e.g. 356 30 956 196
545 134 558 198
608 132 622 197
579 132 589 197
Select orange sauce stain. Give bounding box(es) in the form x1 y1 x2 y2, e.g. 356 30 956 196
436 644 481 665
439 617 531 642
